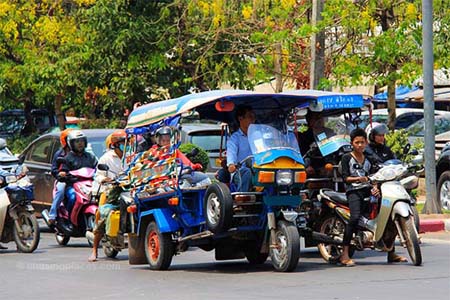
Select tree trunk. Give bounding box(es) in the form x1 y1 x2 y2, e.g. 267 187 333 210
55 94 66 131
386 81 396 131
274 43 283 93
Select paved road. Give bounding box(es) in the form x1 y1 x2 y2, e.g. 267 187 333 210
1 230 449 300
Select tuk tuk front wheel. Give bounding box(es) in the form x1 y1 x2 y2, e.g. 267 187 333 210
144 221 174 270
204 183 233 233
269 221 300 272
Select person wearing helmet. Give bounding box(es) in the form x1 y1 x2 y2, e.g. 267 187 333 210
154 126 211 187
365 123 396 164
62 130 98 171
48 128 74 225
60 130 98 214
89 129 127 262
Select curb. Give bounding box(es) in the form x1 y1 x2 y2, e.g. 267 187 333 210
419 219 450 233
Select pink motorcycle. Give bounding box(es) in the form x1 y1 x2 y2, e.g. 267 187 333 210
42 168 98 246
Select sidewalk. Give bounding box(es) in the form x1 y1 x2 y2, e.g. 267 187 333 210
417 195 450 233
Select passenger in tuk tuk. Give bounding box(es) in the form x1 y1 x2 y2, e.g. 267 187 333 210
89 130 126 262
298 111 335 176
154 126 211 187
222 105 255 192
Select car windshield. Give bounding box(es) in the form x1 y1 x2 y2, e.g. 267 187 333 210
189 132 222 152
0 114 25 133
0 146 14 157
85 137 109 158
248 124 299 154
407 116 450 137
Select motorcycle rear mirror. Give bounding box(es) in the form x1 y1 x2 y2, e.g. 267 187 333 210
97 164 110 171
0 138 6 150
403 144 411 155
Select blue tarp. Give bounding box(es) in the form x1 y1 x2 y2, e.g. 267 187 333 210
373 85 420 101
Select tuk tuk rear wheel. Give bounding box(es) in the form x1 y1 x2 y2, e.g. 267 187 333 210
144 221 174 270
204 183 233 233
269 221 300 272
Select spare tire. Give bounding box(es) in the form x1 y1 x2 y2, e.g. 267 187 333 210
204 182 233 233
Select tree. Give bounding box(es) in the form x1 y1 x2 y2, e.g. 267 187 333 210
0 0 95 130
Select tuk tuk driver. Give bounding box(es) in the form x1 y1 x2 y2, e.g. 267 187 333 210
225 105 256 192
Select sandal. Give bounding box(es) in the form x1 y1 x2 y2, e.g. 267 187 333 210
339 259 356 267
388 253 408 263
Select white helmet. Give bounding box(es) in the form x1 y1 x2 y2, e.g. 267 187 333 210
67 130 87 153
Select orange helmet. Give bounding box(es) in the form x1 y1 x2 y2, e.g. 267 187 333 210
60 128 74 148
109 129 127 149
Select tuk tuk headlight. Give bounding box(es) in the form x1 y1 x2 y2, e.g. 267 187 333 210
276 170 293 186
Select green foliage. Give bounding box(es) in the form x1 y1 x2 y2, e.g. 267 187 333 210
178 143 209 170
385 129 423 162
79 118 123 129
6 133 40 154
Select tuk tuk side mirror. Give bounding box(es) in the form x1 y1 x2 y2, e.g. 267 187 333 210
309 102 324 112
215 101 235 112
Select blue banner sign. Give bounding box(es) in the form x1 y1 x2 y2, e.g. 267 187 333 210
318 95 363 109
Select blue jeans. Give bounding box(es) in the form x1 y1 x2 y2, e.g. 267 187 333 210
231 166 252 192
49 181 66 220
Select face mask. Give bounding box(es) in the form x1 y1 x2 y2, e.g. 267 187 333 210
119 144 124 152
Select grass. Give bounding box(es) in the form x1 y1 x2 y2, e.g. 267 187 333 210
416 203 450 214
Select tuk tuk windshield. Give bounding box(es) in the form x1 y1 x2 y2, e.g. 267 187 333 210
248 124 299 155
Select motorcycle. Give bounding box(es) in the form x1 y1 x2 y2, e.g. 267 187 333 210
42 167 97 246
316 162 422 266
0 165 40 253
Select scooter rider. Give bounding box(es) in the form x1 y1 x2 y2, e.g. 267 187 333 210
89 130 126 262
364 122 407 263
61 130 98 213
48 128 73 226
364 123 396 164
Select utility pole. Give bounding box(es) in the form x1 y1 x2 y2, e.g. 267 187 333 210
310 0 325 89
422 0 441 213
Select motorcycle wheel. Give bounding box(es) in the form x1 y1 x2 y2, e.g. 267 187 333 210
55 233 70 246
103 244 119 258
244 242 268 265
269 221 300 272
13 211 40 253
204 182 233 233
317 216 354 262
144 221 174 270
399 216 422 266
86 214 96 247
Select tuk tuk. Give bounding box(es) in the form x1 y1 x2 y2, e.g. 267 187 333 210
122 89 369 272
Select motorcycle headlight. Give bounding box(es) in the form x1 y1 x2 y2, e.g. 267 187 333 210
276 170 293 186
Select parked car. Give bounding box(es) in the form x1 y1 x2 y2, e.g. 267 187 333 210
354 108 450 130
0 138 19 171
436 140 450 210
19 129 115 213
0 109 57 139
406 115 450 146
179 123 223 177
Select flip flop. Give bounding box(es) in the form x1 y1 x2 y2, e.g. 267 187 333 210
388 254 408 263
339 259 356 267
88 254 98 262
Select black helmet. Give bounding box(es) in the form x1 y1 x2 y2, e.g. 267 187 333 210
367 123 389 143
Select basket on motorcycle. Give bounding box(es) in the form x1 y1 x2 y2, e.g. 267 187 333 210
5 185 34 203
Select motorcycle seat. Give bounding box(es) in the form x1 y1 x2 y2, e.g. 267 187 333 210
322 189 348 204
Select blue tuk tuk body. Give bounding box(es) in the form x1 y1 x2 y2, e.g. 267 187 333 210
123 90 370 271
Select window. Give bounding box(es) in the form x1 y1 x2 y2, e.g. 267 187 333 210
29 139 53 164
